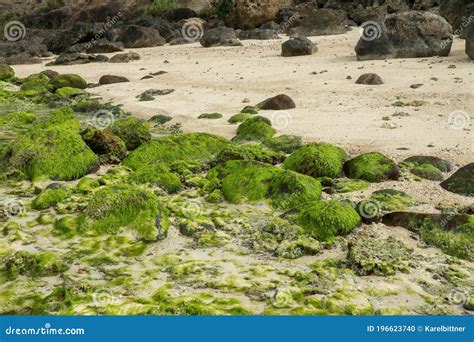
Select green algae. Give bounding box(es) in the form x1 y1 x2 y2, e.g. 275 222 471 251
370 189 417 211
232 116 276 142
410 164 444 181
214 143 285 165
50 74 87 90
344 152 400 182
31 187 68 210
129 163 181 193
0 64 15 81
228 113 252 124
3 250 68 278
331 178 369 193
0 111 36 128
198 113 223 119
111 117 151 151
263 134 302 154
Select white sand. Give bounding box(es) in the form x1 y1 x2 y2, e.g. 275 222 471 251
13 28 474 165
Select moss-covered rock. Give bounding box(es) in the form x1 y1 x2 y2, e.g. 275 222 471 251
50 74 87 90
344 152 400 182
228 113 252 124
207 160 321 209
0 111 36 128
3 250 68 278
198 113 223 119
370 189 417 211
148 114 173 125
347 237 413 276
240 106 259 114
1 107 99 181
81 128 127 164
20 73 53 92
78 184 167 241
283 142 347 178
403 155 452 172
214 143 285 165
331 178 369 193
129 163 181 193
32 187 68 210
75 177 100 194
410 164 444 181
232 116 276 142
110 117 151 151
297 200 360 241
440 163 474 197
0 64 15 81
263 134 302 154
55 87 85 97
123 133 230 170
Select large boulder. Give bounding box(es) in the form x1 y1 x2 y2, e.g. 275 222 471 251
200 27 242 47
355 11 453 60
289 9 349 37
439 0 474 39
117 25 166 48
440 163 474 197
238 29 280 40
467 24 474 59
281 37 316 57
227 0 288 29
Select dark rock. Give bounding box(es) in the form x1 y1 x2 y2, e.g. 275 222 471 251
382 211 471 232
200 27 242 47
289 9 349 37
148 115 173 125
137 89 175 101
169 38 192 45
81 128 127 164
281 37 315 57
68 39 124 53
355 11 453 60
439 0 474 39
0 38 50 62
117 25 166 48
108 52 140 63
98 75 130 85
355 73 384 85
163 8 197 22
47 52 108 65
258 94 296 110
440 163 474 197
403 156 453 172
238 29 280 40
467 24 474 60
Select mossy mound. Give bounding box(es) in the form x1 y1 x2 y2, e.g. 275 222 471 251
50 74 87 90
123 133 231 170
440 163 474 197
347 237 413 276
232 116 276 142
207 160 321 209
55 87 85 97
78 184 167 241
1 107 99 181
240 106 259 114
110 117 151 151
32 187 68 210
20 73 53 92
214 143 285 165
75 177 100 194
283 142 347 178
370 189 417 211
81 128 127 164
344 152 400 182
0 111 36 128
130 163 181 193
331 178 369 193
403 155 452 172
148 114 172 125
228 113 252 124
410 164 444 181
263 134 302 154
297 200 360 241
3 250 68 278
0 64 15 81
198 113 223 119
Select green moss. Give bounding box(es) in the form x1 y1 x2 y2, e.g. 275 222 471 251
409 163 443 181
205 189 223 203
344 152 400 182
283 142 347 178
263 134 302 154
232 116 276 142
207 160 321 209
75 177 100 194
0 64 15 81
228 113 252 124
297 200 360 241
123 133 230 170
198 113 223 119
55 87 85 97
370 189 417 211
32 187 68 210
347 237 413 276
0 111 36 128
20 73 53 92
240 106 259 114
50 74 87 90
129 163 181 193
3 250 68 278
403 156 452 172
215 143 285 165
78 184 165 241
81 128 127 163
332 178 369 193
440 163 473 196
110 117 151 151
1 107 99 181
53 216 78 238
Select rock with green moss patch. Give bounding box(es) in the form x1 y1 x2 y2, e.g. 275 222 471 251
148 114 172 125
403 155 452 172
78 184 167 241
347 237 413 276
284 142 347 178
410 164 444 181
124 133 230 170
440 163 474 197
331 178 369 193
263 134 302 154
205 189 223 203
240 106 259 114
344 152 400 182
55 87 85 97
0 111 36 128
50 74 87 90
198 113 223 119
207 160 321 209
32 187 68 210
297 200 360 241
232 116 276 142
20 73 53 92
214 143 285 165
110 117 151 151
129 163 181 193
81 128 127 164
228 113 252 124
370 189 417 211
3 250 68 278
1 107 99 181
75 177 100 194
0 64 15 81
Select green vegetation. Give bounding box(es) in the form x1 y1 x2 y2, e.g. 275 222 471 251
344 152 400 182
410 164 444 181
0 64 15 81
32 187 68 210
50 74 87 90
3 250 68 278
111 118 151 151
215 143 285 165
264 134 302 154
0 111 36 128
198 113 223 119
370 189 417 211
145 0 177 16
210 0 233 20
233 116 276 142
228 113 252 124
130 163 181 193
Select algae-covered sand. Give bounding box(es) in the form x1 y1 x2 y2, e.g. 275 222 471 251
1 30 473 316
